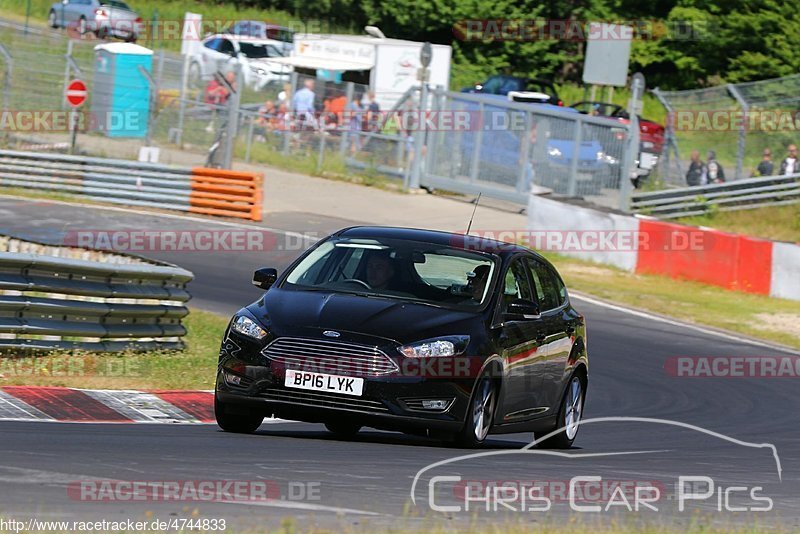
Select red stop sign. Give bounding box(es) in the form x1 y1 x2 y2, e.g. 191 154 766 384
66 79 88 108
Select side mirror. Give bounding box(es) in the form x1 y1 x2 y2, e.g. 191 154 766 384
503 298 540 320
253 267 278 290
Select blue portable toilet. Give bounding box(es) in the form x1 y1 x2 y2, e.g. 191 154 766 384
91 42 153 138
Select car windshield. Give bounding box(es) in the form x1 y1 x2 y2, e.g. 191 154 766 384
101 0 131 9
238 42 285 59
283 237 497 310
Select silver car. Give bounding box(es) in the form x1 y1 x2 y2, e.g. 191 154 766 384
48 0 143 42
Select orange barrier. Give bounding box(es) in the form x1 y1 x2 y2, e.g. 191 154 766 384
189 168 263 222
635 219 773 295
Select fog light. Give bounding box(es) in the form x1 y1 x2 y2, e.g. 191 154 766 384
224 370 242 386
421 399 449 410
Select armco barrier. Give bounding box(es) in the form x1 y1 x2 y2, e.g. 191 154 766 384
630 174 800 218
527 194 800 301
0 236 194 352
0 150 263 222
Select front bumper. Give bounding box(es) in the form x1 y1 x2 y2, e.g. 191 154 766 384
216 332 480 433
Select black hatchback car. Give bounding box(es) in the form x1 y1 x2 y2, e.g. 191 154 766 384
215 227 588 448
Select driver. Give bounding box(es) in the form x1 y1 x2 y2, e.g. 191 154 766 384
467 265 490 301
365 252 396 290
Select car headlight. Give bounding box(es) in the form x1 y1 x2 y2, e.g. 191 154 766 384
399 336 470 358
596 151 605 161
230 315 267 340
548 147 562 157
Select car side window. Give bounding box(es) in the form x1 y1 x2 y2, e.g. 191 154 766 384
204 38 220 51
526 258 564 312
218 39 236 56
502 258 534 308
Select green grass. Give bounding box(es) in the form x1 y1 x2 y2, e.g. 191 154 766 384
542 251 800 350
674 204 800 243
0 309 226 389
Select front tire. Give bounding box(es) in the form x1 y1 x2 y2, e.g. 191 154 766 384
536 374 585 449
451 374 497 448
214 397 263 433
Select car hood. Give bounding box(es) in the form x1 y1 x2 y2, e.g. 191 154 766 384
246 288 480 346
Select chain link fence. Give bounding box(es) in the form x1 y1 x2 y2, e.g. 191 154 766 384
655 74 800 189
0 23 634 210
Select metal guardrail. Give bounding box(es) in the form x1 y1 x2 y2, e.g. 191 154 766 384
0 245 193 353
0 150 263 221
630 174 800 218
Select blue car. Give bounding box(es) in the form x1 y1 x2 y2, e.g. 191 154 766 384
452 94 610 195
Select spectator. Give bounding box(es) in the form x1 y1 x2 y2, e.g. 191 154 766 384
254 100 277 142
292 78 316 130
204 72 236 133
706 150 725 183
346 95 364 155
686 150 707 186
779 144 799 176
754 148 774 177
364 91 381 132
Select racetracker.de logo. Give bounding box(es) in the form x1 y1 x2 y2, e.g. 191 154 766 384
67 480 321 502
665 356 800 378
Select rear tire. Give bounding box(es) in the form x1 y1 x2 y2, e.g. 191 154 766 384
535 374 585 449
214 397 263 433
48 10 58 28
451 374 497 448
325 421 361 439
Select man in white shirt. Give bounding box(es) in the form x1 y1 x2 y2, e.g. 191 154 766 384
779 144 798 176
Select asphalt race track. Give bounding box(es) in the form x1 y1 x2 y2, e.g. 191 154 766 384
1 196 798 530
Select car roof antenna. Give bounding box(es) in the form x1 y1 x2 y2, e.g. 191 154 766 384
465 193 482 236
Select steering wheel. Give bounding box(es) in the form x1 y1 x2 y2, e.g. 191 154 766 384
342 278 372 290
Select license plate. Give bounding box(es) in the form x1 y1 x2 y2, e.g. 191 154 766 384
639 152 658 170
284 370 364 397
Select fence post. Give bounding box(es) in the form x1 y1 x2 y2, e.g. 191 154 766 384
174 52 189 146
727 83 748 180
515 111 533 195
566 116 583 197
652 87 683 184
339 81 354 157
282 71 298 155
0 45 11 143
221 62 242 169
468 101 484 184
244 114 254 163
62 39 73 111
408 83 428 189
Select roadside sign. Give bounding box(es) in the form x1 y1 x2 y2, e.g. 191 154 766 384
65 79 87 108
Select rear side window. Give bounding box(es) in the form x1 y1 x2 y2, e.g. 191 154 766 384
526 258 565 311
502 258 534 307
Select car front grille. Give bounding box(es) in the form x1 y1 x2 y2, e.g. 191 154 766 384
260 388 390 413
262 337 399 377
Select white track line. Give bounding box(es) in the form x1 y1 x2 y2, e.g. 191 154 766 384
571 291 799 355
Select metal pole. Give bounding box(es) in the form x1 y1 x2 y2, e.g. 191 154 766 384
468 101 484 184
0 45 12 144
69 110 79 154
282 70 298 155
244 114 254 163
221 62 242 169
727 83 748 180
620 74 643 211
24 0 31 35
175 52 189 146
339 81 354 157
516 111 533 195
62 40 73 111
316 128 326 172
409 81 428 190
566 117 584 197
